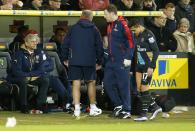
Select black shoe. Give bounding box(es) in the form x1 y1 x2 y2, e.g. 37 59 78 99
63 106 74 114
149 106 162 120
20 105 29 114
37 105 49 114
113 105 122 117
118 111 131 119
134 116 148 121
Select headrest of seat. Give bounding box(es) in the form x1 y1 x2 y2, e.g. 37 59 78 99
0 42 9 51
43 42 57 51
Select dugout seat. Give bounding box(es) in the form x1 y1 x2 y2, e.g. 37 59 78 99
43 42 70 105
43 42 66 77
0 42 19 111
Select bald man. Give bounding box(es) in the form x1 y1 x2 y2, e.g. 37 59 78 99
62 10 104 118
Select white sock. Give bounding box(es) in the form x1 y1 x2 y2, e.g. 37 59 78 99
90 104 97 109
75 104 80 110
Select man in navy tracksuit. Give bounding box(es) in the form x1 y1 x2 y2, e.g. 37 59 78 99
39 50 72 113
9 30 50 114
103 4 135 119
62 10 104 117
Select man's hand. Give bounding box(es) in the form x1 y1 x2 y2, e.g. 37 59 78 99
147 67 154 77
26 77 39 81
12 0 23 7
63 60 69 67
123 59 131 67
96 64 102 70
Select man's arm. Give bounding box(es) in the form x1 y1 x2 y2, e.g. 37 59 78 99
94 26 104 66
11 52 31 77
147 35 159 69
62 29 71 62
121 19 135 60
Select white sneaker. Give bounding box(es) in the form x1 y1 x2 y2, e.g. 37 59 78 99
89 107 102 116
73 110 80 117
5 117 16 128
149 107 162 120
30 109 43 114
134 116 148 121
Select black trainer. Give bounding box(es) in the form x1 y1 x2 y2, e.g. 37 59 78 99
113 105 122 117
118 111 131 119
149 106 162 120
134 115 148 121
63 105 74 114
20 105 29 114
37 105 49 114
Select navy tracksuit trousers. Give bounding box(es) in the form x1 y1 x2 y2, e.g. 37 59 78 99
49 76 72 105
103 60 131 112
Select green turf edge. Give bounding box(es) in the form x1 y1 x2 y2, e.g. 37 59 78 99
0 123 195 131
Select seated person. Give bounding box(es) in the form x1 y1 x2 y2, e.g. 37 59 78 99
116 0 140 11
175 0 194 33
43 43 72 112
49 75 72 112
141 0 157 11
49 27 67 62
78 0 109 11
43 0 61 10
173 18 195 53
9 25 29 56
0 0 23 10
116 0 144 27
8 29 50 114
147 13 177 52
22 0 43 10
141 0 157 27
60 0 80 10
163 3 177 33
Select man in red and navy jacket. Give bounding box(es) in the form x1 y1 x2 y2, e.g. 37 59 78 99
103 4 135 119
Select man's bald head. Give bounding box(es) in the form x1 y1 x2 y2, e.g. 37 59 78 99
80 10 93 21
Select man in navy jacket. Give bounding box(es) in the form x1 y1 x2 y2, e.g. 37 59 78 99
10 30 50 114
62 10 103 117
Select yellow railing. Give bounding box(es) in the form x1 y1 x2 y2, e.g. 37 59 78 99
0 10 163 17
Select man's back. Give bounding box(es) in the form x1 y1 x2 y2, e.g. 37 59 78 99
63 19 103 66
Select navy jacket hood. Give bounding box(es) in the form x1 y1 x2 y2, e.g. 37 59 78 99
77 19 95 28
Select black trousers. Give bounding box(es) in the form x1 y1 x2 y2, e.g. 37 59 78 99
11 77 49 108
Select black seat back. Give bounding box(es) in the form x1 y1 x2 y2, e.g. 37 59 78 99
0 42 19 111
0 42 11 81
43 42 65 77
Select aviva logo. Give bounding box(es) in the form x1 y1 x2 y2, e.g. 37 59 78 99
150 58 188 89
150 60 176 88
158 60 170 76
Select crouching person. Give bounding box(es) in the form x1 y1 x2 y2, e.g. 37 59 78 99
9 29 49 114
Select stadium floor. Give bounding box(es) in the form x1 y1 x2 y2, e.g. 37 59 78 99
0 107 195 131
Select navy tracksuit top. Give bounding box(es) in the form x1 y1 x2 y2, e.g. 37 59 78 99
107 16 135 63
62 19 103 66
11 48 53 78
